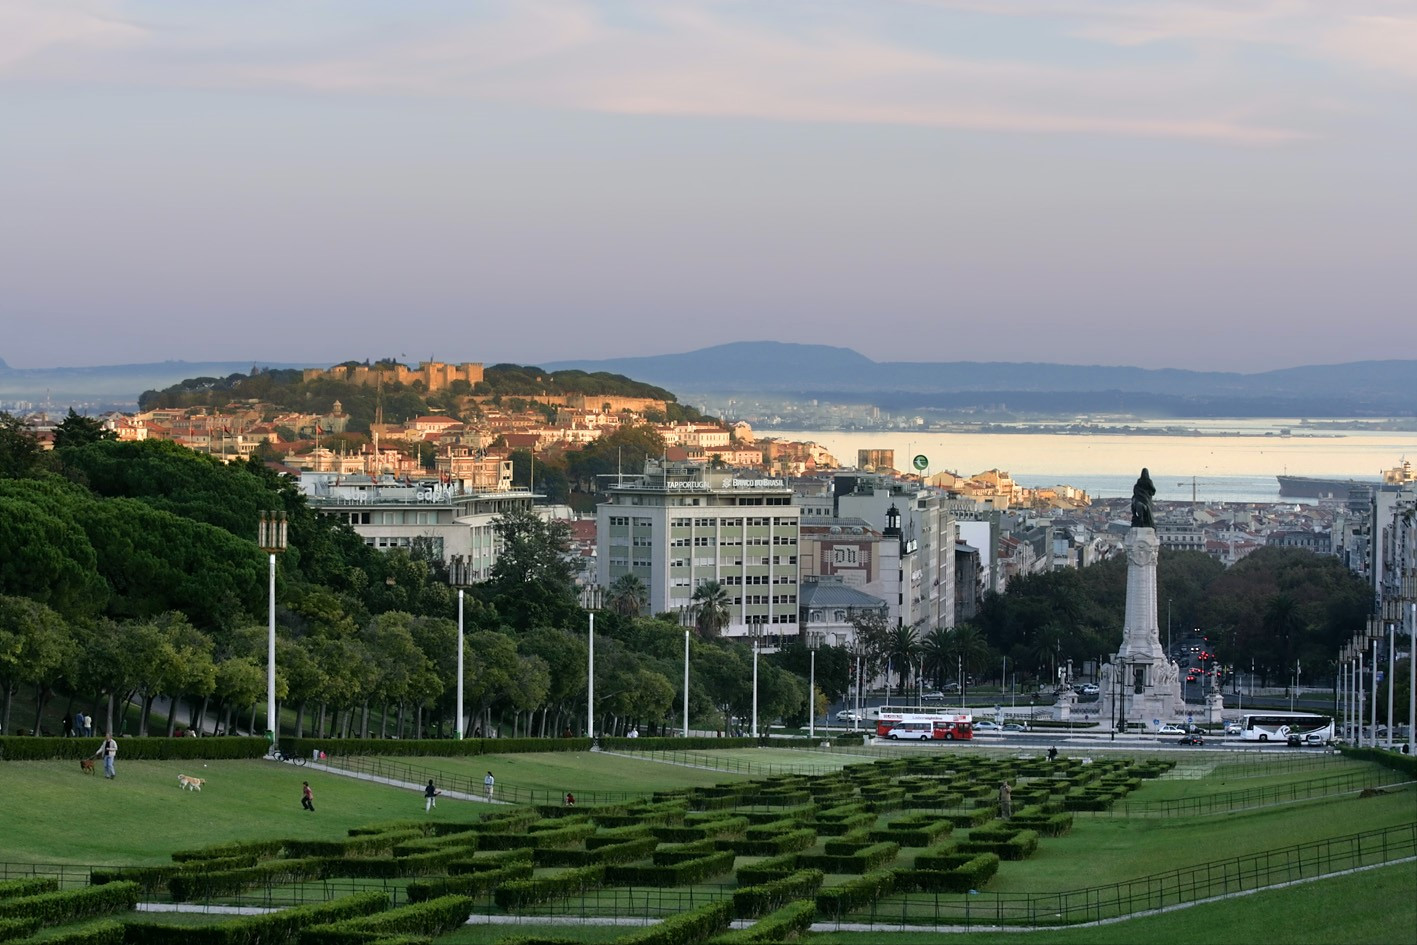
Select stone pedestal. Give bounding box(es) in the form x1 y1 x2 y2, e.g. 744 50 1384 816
1053 688 1076 722
1097 528 1207 729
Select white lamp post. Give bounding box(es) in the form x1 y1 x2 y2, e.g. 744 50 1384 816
807 631 822 740
583 585 600 746
681 605 692 737
257 511 288 751
448 555 473 740
751 633 760 740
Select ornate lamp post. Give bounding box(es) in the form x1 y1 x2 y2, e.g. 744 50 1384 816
257 511 288 751
448 555 473 739
807 630 823 740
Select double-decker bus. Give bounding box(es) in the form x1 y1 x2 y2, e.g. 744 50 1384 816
1238 712 1335 743
871 706 974 740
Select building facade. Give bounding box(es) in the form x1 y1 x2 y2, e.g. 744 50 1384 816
596 459 801 641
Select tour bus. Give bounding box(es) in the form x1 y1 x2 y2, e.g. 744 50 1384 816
872 706 974 740
1238 712 1335 743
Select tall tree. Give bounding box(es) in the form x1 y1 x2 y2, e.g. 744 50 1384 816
606 574 649 618
691 580 731 639
52 408 116 450
482 507 579 632
0 412 43 479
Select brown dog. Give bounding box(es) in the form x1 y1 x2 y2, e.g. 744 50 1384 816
80 758 95 775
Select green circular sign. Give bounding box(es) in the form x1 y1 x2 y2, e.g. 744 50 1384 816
912 454 929 471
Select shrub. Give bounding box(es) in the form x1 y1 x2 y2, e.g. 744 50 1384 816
0 882 138 927
493 866 605 911
300 894 475 944
405 863 533 903
0 878 58 900
13 918 125 944
722 828 817 857
814 870 895 920
714 900 817 943
734 853 798 887
605 851 734 887
731 869 824 919
612 900 733 945
797 841 899 874
0 736 267 762
167 858 324 901
120 889 388 944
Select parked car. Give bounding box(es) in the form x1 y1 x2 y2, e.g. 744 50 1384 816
973 720 1002 732
1157 724 1186 735
1002 722 1026 732
1178 734 1204 746
835 709 862 722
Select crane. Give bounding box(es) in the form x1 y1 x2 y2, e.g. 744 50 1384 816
1177 476 1218 504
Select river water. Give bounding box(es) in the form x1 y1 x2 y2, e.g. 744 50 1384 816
769 419 1417 504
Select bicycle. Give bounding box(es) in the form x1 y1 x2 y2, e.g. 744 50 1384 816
270 747 306 766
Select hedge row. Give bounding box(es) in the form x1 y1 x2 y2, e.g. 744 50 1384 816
605 851 735 887
300 895 474 944
812 813 875 837
167 858 324 901
170 839 286 863
814 870 895 920
713 900 817 944
797 841 899 875
0 736 268 762
0 879 58 901
653 840 716 865
734 854 798 888
868 818 953 847
284 831 424 859
731 869 824 920
0 916 41 940
493 866 604 911
278 735 757 759
895 852 1001 892
612 900 733 945
956 828 1040 861
121 890 388 945
652 817 747 844
479 822 595 851
405 863 533 903
584 826 652 849
720 828 816 858
446 850 533 875
534 837 659 868
0 882 138 928
13 918 125 945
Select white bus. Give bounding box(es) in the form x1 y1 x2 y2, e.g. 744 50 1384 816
1238 712 1334 743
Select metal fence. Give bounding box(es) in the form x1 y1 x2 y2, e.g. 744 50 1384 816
1107 770 1415 817
3 822 1413 928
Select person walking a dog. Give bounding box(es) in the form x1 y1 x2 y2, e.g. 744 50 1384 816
94 733 118 779
301 781 315 812
424 779 441 812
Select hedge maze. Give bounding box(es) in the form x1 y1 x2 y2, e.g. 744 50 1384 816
1 754 1171 944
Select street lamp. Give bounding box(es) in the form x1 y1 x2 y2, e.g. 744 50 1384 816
582 585 601 747
807 631 823 740
448 555 473 739
257 511 288 751
680 605 692 738
751 628 761 740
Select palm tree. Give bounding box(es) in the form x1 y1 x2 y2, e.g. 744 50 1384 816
920 626 953 689
885 624 921 690
606 574 648 618
691 580 731 639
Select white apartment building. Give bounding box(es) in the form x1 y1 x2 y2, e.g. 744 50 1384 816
301 472 538 582
596 459 801 641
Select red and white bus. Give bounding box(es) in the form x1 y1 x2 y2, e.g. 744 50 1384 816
872 706 974 740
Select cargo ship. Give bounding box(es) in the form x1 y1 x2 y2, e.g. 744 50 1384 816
1277 460 1413 499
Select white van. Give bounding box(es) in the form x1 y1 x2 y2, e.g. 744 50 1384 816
886 720 936 741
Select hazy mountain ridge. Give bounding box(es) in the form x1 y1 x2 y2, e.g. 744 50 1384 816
543 342 1417 417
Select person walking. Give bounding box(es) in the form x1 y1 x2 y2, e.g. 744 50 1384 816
301 781 315 812
998 780 1012 819
483 771 495 801
424 779 441 812
62 715 73 738
1047 745 1058 762
94 733 119 779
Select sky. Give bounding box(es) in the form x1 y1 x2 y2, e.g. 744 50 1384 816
1 1 1414 373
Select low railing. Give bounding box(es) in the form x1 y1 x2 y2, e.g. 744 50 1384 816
1107 769 1414 817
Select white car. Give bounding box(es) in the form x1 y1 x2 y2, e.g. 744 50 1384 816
1224 723 1242 736
1157 724 1186 735
835 709 861 722
972 720 1001 732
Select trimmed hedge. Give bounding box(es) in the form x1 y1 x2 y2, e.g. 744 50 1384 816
797 842 899 875
721 828 816 858
0 879 58 901
734 854 798 887
170 839 286 863
0 882 138 928
405 863 533 903
300 894 474 944
0 736 267 762
284 831 423 859
868 819 952 848
894 852 1000 892
120 890 388 945
612 900 733 945
446 850 533 875
11 918 125 945
652 817 748 844
167 858 324 901
713 900 816 944
731 869 824 920
479 823 596 852
534 837 659 868
494 866 605 911
278 735 757 759
0 916 41 940
605 851 734 887
956 828 1039 861
814 870 895 920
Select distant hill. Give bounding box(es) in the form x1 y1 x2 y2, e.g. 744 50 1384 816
544 342 1417 418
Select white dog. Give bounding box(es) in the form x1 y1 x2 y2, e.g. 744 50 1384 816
178 774 205 791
